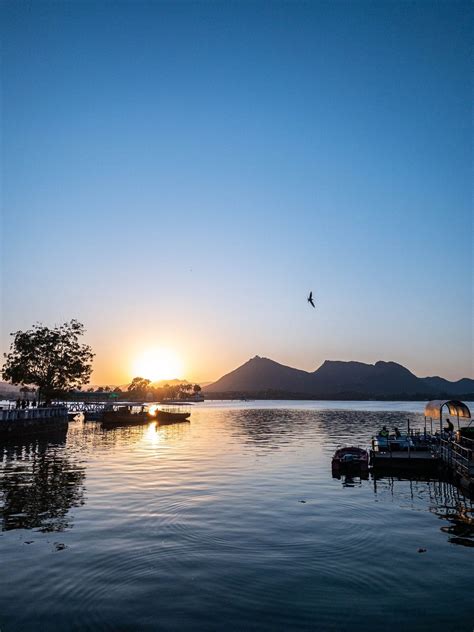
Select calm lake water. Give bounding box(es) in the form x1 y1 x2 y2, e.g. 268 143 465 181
1 401 473 631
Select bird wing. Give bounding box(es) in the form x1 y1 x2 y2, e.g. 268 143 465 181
309 291 312 300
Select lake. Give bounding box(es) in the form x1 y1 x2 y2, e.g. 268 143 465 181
0 401 473 631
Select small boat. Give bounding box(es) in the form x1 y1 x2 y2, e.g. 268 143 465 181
332 446 369 472
156 409 190 422
155 404 191 423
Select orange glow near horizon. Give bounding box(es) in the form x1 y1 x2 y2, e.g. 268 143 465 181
132 348 184 382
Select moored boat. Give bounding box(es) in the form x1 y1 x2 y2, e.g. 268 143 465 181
332 446 369 472
156 409 190 422
101 404 151 427
154 403 191 423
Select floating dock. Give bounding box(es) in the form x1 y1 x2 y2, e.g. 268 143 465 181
0 407 69 436
370 449 440 470
371 400 474 492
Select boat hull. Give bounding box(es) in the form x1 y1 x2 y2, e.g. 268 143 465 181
332 447 369 473
101 411 150 427
156 411 190 423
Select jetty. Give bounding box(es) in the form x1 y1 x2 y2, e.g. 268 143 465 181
426 400 474 492
371 400 474 493
0 406 69 436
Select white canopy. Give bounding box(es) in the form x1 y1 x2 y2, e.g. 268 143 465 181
424 400 471 420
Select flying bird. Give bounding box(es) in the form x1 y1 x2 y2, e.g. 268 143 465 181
307 291 315 308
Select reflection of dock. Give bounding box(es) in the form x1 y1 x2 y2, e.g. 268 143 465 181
371 474 474 546
0 407 68 435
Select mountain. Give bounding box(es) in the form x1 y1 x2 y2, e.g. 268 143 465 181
420 376 474 396
204 356 474 400
205 356 314 394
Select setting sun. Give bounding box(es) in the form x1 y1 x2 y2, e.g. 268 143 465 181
132 348 183 382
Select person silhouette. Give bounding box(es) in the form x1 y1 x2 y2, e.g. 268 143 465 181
444 418 454 433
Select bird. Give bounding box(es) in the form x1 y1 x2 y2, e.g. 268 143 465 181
307 291 315 308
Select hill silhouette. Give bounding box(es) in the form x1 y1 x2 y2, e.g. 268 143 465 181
204 356 474 400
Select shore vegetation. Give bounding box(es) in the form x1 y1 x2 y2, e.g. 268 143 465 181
2 320 94 405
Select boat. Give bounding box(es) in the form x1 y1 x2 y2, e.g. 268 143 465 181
101 404 151 427
156 409 190 422
155 404 191 423
332 446 369 472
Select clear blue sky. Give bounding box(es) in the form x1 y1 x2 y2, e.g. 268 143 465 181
1 1 472 383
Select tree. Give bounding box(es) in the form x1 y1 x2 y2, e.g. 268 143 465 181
193 384 202 393
128 377 151 399
2 320 94 405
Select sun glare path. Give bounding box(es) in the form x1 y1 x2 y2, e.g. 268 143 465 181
132 348 183 382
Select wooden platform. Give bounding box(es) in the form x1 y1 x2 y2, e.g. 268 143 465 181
0 407 69 435
370 450 440 469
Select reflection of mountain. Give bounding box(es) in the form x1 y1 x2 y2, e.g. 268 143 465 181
205 356 474 399
0 432 86 532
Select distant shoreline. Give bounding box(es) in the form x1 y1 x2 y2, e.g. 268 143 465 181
203 392 474 402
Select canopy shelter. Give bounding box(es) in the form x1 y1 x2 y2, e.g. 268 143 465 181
424 400 471 421
424 400 471 433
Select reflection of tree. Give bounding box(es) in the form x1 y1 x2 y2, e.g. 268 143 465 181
0 434 86 532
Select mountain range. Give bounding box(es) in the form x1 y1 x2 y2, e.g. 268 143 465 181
204 356 474 400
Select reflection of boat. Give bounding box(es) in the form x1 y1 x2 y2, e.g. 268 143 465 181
332 470 370 484
332 447 369 473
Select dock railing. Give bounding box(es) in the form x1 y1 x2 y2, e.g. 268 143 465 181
440 436 474 478
0 406 68 423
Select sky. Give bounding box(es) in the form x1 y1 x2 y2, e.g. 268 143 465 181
1 1 472 384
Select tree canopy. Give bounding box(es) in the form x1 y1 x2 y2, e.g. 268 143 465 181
128 377 151 397
2 320 94 403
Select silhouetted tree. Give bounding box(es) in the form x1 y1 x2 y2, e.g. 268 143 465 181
2 320 94 405
128 377 151 400
193 384 202 393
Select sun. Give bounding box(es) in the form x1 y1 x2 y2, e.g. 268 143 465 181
132 348 183 382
